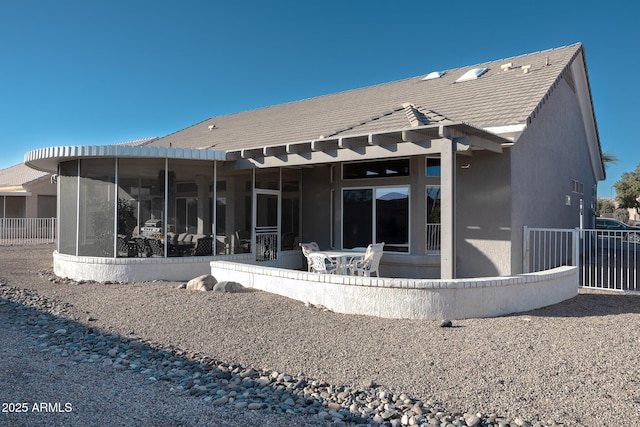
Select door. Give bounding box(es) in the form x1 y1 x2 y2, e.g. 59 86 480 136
253 189 280 261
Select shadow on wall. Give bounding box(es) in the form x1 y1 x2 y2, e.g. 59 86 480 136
456 225 512 278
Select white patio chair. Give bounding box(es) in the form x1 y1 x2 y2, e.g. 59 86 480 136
299 241 320 271
350 242 385 277
307 252 338 274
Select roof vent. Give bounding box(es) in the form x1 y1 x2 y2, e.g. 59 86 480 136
500 62 513 71
455 67 488 82
522 65 531 74
422 71 446 80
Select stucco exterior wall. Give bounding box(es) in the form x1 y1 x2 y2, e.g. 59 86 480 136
510 72 599 273
455 151 512 278
25 179 57 218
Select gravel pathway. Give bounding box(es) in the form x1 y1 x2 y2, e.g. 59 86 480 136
1 244 640 426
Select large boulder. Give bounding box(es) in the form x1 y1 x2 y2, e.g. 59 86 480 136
186 274 217 291
213 281 244 293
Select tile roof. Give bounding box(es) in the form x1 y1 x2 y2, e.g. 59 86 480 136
0 163 49 189
150 44 585 152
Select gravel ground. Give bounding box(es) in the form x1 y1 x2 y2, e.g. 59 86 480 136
1 244 640 426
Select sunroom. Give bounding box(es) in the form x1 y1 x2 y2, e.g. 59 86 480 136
25 122 509 283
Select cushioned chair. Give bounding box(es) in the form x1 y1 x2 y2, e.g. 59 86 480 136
351 242 385 277
299 242 320 271
307 252 338 274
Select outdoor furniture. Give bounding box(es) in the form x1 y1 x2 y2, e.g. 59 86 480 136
350 242 385 277
191 235 213 256
281 232 297 250
132 236 152 257
148 238 164 257
299 241 320 271
117 234 135 257
307 252 338 274
318 249 366 275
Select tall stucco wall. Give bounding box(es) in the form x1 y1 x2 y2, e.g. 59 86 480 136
455 151 512 278
510 73 599 273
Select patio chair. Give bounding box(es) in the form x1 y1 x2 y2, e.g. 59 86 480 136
148 238 164 257
133 236 152 257
191 236 213 256
299 242 320 271
350 242 385 277
117 235 132 257
234 230 251 253
307 252 338 274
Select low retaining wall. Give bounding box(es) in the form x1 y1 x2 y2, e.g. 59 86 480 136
209 261 578 320
53 251 252 283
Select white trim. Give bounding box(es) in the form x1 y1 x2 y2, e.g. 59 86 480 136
24 145 227 173
0 192 31 196
483 124 527 141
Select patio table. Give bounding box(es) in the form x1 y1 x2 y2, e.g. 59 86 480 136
317 249 366 275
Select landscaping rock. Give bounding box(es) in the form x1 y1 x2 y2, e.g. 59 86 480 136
186 274 216 291
212 281 244 293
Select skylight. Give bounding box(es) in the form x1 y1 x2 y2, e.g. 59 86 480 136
455 67 488 82
422 71 446 80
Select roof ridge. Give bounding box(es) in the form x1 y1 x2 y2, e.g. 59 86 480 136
525 44 584 126
322 106 406 138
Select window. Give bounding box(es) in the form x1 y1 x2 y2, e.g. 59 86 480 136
342 187 409 252
343 159 409 180
426 158 441 176
426 186 441 254
572 179 584 195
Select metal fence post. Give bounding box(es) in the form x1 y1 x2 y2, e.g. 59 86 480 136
573 227 580 268
523 225 530 273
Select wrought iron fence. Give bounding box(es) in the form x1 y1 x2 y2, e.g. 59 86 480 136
255 226 278 261
425 223 441 254
0 218 56 245
523 226 640 292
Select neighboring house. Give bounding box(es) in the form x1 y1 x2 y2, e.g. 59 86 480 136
0 163 56 219
24 43 604 283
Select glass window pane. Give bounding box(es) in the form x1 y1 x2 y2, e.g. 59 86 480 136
426 186 441 223
426 158 441 176
376 187 409 252
343 159 410 180
342 189 372 249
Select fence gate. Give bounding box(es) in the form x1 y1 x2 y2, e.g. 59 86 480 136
524 226 640 292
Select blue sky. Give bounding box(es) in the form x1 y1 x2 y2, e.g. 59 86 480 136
0 1 637 197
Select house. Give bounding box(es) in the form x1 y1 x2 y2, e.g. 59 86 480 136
0 163 56 219
24 43 603 287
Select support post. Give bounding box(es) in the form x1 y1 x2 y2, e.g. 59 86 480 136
440 139 456 279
